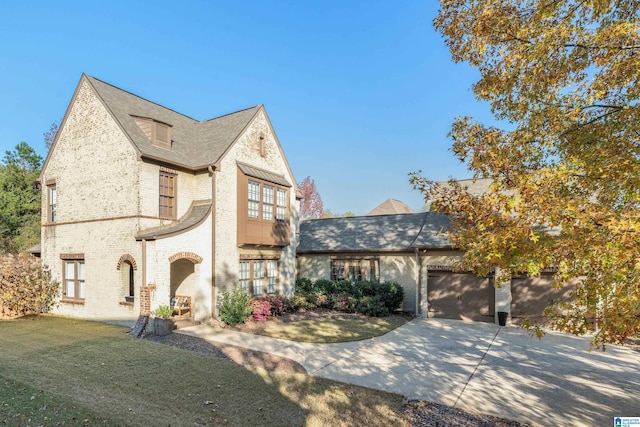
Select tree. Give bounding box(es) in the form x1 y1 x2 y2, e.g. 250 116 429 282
44 120 60 150
0 142 43 253
412 1 639 348
0 253 59 317
298 176 324 220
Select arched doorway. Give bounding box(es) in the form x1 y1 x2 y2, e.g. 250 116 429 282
170 258 197 297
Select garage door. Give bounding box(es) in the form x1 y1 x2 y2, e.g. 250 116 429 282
511 273 573 324
427 271 494 322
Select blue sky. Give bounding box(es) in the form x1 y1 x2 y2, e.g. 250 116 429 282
0 1 493 215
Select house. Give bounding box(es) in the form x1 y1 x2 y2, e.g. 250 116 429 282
38 74 300 324
366 198 416 216
297 211 573 324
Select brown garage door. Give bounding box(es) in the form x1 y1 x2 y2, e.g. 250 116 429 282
511 273 573 324
427 271 494 322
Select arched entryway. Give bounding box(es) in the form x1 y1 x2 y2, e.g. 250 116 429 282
169 252 202 317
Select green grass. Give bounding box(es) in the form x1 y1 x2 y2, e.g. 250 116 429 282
249 317 409 343
0 316 408 426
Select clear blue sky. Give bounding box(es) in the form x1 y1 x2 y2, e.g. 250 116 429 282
0 1 493 215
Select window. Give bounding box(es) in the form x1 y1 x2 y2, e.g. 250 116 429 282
276 189 287 221
331 258 379 282
63 259 85 301
154 122 171 148
238 259 279 295
133 117 172 149
159 171 176 218
239 261 250 293
246 180 288 222
267 260 277 293
248 181 260 218
48 185 57 222
253 261 264 295
262 186 274 220
121 261 134 302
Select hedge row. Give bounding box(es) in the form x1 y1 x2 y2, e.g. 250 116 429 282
294 278 405 317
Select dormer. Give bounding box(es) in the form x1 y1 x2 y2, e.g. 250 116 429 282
133 116 172 149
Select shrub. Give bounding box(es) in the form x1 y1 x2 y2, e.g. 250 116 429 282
315 294 331 308
153 305 173 319
218 289 252 326
353 280 376 298
0 254 59 317
314 279 336 295
334 280 353 295
357 295 389 317
264 295 295 316
376 281 405 312
250 299 272 322
332 294 357 313
291 294 314 311
295 277 314 294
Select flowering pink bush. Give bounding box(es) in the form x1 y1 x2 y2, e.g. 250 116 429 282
250 299 272 322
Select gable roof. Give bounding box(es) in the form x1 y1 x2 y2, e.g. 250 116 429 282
297 212 451 253
84 75 261 170
366 198 416 216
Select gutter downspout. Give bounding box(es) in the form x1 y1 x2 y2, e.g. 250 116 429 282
414 248 421 316
142 239 147 292
208 164 217 318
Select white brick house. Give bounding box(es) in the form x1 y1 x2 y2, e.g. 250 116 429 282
38 74 300 324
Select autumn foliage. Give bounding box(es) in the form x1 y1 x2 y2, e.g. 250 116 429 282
412 1 640 347
298 176 324 219
0 254 59 317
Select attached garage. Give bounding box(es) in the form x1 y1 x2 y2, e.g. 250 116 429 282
427 270 495 322
511 273 573 324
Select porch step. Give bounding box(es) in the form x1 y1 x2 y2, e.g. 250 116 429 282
172 317 200 330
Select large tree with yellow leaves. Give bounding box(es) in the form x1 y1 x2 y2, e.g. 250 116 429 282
412 0 639 348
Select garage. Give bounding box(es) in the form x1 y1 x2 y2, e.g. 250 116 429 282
426 269 494 322
511 273 573 324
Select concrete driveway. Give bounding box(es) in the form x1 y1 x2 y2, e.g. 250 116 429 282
178 318 640 427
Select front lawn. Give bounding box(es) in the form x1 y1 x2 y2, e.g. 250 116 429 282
0 316 407 426
231 313 410 343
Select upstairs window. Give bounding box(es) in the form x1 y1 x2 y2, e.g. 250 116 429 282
248 181 260 218
159 170 176 218
276 189 287 221
48 184 57 222
133 116 172 149
262 185 274 220
246 180 288 222
154 122 171 148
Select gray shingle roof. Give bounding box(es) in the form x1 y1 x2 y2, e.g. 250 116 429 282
136 200 211 240
297 212 451 253
86 75 260 170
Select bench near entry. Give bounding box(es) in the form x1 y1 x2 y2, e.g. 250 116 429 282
171 295 191 317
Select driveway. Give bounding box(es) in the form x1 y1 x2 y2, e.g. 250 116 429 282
178 318 640 427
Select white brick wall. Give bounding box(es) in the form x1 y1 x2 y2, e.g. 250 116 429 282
42 82 298 323
214 109 299 297
41 80 143 324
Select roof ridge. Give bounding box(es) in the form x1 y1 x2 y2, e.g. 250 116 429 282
203 105 261 122
86 74 199 122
